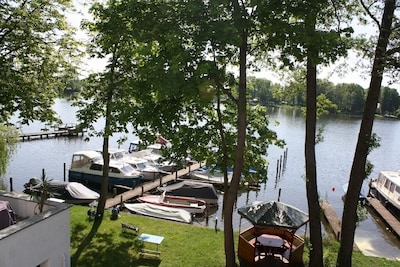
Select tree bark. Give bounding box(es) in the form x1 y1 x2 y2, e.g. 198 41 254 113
306 57 324 267
224 26 248 267
337 1 395 266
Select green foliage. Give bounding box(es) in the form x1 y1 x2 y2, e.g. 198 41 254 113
30 171 55 214
0 0 81 124
0 124 18 185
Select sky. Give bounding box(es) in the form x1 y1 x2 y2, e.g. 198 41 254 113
69 1 399 92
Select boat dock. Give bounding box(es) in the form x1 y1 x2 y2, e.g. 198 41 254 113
320 199 342 241
19 124 86 141
105 162 202 209
367 197 400 239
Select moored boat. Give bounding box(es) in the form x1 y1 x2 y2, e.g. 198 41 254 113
68 151 142 188
158 180 219 206
97 148 168 181
369 171 400 212
188 166 233 185
23 178 100 204
124 202 192 224
138 192 206 214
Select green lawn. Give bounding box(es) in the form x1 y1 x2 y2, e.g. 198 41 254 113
70 205 400 267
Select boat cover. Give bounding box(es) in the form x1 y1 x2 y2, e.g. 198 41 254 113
0 201 17 230
159 181 218 203
238 201 309 230
124 203 192 223
66 182 100 200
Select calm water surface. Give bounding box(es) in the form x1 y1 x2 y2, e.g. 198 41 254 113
5 100 400 260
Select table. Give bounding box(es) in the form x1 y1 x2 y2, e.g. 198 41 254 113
138 233 164 258
257 234 285 248
256 234 286 258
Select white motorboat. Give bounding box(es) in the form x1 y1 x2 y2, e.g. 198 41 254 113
97 148 167 181
188 166 233 185
124 202 192 224
369 171 400 211
68 151 142 188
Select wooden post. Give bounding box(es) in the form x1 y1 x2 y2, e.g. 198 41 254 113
9 177 13 192
64 162 66 181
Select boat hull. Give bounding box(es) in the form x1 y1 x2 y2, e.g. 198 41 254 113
69 170 141 188
124 203 192 224
138 194 206 214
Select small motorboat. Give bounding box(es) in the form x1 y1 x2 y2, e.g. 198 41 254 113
124 202 192 224
158 180 219 206
23 178 100 204
138 191 206 214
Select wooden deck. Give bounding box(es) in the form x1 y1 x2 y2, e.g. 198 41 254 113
19 126 85 141
105 162 202 209
320 199 342 241
367 197 400 238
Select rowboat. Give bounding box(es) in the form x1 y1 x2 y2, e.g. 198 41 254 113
138 192 206 214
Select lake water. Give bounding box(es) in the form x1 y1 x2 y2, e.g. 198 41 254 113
5 99 400 260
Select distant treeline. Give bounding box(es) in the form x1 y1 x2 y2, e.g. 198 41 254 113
62 77 400 118
247 77 400 118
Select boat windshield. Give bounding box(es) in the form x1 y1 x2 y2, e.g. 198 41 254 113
120 164 135 174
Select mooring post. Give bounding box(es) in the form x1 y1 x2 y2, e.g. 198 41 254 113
9 177 13 192
64 162 66 181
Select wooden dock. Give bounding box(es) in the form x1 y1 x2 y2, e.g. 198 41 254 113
321 199 342 241
19 124 86 141
105 162 202 209
367 197 400 238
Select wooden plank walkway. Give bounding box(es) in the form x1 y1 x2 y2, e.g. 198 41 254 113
105 162 202 209
320 199 342 241
367 197 400 238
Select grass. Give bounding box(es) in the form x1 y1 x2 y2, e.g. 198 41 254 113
70 205 400 267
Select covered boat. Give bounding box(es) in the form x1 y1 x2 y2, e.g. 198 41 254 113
138 192 206 214
124 202 192 224
68 151 142 188
24 179 100 204
158 180 219 206
0 201 17 230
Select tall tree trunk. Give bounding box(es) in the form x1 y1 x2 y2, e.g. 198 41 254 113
336 1 395 266
306 58 324 267
304 7 324 267
224 26 248 267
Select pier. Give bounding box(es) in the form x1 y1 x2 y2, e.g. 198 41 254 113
367 197 400 239
321 199 342 241
105 162 202 209
19 123 86 141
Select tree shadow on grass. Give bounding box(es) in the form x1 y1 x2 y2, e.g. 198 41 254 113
71 222 161 267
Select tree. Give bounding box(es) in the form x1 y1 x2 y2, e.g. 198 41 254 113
0 124 18 189
0 0 79 187
380 86 400 115
74 1 285 266
337 1 397 266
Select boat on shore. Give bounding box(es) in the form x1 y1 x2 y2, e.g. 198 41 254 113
68 151 142 188
369 171 400 212
158 180 219 206
138 192 207 214
124 202 192 224
23 178 99 204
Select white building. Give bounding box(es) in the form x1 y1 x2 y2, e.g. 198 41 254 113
0 191 71 267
